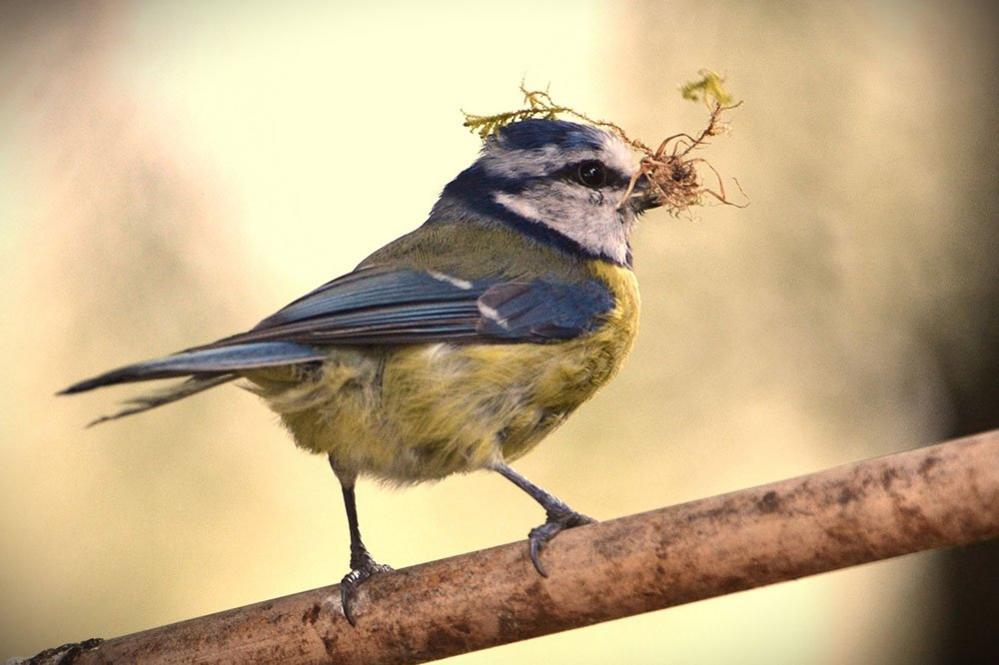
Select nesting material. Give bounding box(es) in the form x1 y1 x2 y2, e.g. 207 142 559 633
463 72 746 216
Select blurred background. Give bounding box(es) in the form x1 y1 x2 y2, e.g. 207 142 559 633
1 1 996 662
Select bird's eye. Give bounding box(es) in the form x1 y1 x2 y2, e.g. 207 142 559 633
575 160 607 188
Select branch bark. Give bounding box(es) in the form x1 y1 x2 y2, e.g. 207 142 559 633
26 430 999 664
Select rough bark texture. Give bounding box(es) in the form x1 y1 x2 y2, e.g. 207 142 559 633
26 430 999 665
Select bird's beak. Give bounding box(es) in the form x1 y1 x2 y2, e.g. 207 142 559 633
626 173 663 214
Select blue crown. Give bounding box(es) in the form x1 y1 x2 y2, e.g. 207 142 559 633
493 119 604 152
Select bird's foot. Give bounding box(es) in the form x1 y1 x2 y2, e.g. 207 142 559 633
340 552 393 626
528 508 595 577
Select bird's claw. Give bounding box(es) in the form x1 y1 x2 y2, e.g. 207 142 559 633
528 509 595 577
340 553 392 626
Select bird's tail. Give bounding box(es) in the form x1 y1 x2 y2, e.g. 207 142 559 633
59 341 326 425
82 374 237 426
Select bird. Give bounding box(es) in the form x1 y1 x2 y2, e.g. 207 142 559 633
61 118 663 624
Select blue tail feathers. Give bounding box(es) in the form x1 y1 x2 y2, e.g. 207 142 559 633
60 342 326 395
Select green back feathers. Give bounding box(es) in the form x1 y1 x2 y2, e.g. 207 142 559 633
359 218 598 283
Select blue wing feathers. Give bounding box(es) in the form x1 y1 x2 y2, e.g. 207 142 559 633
62 267 615 397
220 268 614 346
477 279 614 340
253 268 489 330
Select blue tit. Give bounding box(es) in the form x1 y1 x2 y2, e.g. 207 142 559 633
62 118 663 624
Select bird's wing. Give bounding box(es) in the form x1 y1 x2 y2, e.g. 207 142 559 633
60 265 616 398
204 265 616 347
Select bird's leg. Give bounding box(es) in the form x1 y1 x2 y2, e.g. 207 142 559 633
493 462 595 577
329 456 392 626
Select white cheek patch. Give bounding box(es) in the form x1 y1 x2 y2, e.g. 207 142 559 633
494 192 543 223
495 187 630 265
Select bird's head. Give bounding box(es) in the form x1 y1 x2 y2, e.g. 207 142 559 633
433 119 661 266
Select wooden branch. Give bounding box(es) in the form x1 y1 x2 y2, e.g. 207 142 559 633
25 430 999 665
